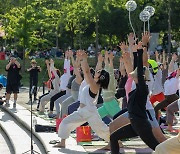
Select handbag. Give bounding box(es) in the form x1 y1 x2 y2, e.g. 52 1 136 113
35 124 56 132
76 126 92 142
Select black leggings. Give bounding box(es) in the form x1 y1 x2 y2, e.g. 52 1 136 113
110 118 159 154
49 91 66 112
113 108 128 120
110 124 138 154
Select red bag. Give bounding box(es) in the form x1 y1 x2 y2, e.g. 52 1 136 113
56 115 67 133
76 126 92 142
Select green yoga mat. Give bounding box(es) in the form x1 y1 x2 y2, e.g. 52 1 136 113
78 141 108 146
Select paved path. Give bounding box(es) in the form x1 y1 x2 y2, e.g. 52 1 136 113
0 87 179 153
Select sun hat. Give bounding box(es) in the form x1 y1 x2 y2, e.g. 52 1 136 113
31 59 37 64
129 66 151 81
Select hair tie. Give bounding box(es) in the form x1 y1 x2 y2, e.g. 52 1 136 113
100 75 105 80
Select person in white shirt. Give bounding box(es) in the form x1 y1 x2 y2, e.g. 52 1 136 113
165 68 180 132
154 57 180 120
38 59 60 113
48 51 72 117
53 50 110 148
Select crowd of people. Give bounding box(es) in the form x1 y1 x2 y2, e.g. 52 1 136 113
2 32 180 154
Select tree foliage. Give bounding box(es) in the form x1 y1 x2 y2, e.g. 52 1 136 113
0 0 179 51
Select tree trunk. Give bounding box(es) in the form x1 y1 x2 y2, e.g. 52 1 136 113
22 0 28 73
95 17 99 63
71 31 74 49
167 3 171 53
109 34 112 46
56 30 59 48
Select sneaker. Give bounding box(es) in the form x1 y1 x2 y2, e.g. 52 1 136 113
34 97 38 101
28 100 32 104
5 103 10 107
48 113 57 118
13 103 16 108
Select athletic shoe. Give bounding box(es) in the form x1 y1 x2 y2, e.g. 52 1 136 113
48 113 57 118
13 103 16 108
5 103 10 107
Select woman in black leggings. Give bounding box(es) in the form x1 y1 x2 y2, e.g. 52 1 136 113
110 36 159 154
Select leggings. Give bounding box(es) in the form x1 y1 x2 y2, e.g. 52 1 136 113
113 108 128 120
29 79 38 100
49 90 66 112
166 99 180 125
110 117 159 154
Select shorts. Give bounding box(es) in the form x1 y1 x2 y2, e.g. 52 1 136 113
6 84 19 94
98 99 121 118
122 109 159 128
150 92 165 105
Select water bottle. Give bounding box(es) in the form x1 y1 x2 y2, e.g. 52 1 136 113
33 117 37 127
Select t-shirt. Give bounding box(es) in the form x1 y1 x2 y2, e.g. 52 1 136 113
151 69 164 95
29 67 40 81
78 80 87 101
60 73 71 91
66 75 76 89
71 79 80 92
164 77 179 95
79 85 98 108
6 63 21 85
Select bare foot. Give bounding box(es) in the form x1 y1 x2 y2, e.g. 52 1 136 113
100 144 110 150
118 140 124 148
53 142 65 148
99 141 124 150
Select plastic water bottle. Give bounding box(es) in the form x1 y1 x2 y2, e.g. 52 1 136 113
33 117 37 127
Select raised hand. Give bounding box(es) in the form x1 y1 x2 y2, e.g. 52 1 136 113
119 42 129 53
142 31 151 46
69 50 73 57
109 51 114 61
45 59 50 65
65 50 69 59
171 53 178 62
128 33 136 45
76 50 83 61
98 53 104 63
137 41 143 50
50 59 54 65
132 44 138 52
122 51 130 61
78 50 87 60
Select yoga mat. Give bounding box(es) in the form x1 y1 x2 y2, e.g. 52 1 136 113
78 141 108 146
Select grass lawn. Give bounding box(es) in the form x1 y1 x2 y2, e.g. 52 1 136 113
0 57 120 87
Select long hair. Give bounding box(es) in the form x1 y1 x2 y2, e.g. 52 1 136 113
97 70 110 89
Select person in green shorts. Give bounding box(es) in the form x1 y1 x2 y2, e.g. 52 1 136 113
98 51 121 119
